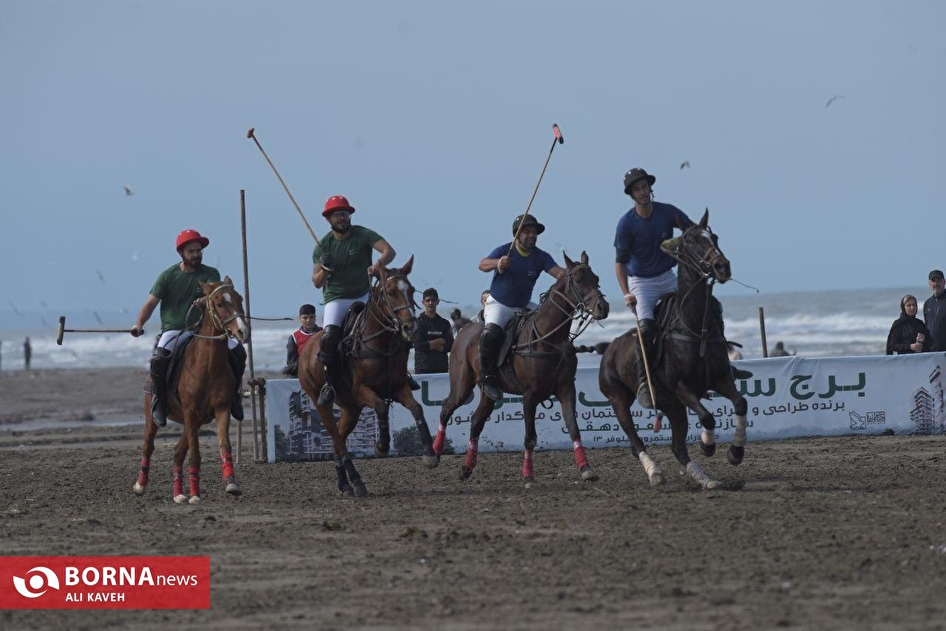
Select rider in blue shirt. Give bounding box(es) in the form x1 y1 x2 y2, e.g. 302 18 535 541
477 215 564 399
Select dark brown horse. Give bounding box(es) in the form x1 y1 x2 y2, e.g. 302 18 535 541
598 210 749 489
434 252 609 484
134 277 250 504
298 256 438 496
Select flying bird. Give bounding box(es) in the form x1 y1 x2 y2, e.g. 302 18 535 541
93 311 104 325
679 161 691 170
824 95 844 108
96 269 106 283
123 186 134 196
8 301 22 316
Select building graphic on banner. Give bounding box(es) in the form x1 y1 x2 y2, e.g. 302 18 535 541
911 387 935 434
273 390 379 461
929 365 945 431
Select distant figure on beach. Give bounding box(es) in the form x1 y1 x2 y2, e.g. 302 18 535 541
284 303 321 377
23 337 31 370
923 269 946 351
770 341 792 357
886 294 932 355
449 308 472 337
0 340 3 373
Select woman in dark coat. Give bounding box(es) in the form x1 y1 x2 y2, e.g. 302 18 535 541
886 294 933 354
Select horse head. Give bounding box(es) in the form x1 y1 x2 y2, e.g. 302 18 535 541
559 251 610 321
199 276 250 343
676 209 730 284
371 255 417 342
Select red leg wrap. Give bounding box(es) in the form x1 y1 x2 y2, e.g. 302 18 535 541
433 424 447 456
172 466 184 498
464 438 478 469
221 452 234 480
188 466 200 498
573 441 589 470
137 457 150 487
522 449 534 479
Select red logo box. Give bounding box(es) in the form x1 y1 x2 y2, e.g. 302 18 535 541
0 556 210 609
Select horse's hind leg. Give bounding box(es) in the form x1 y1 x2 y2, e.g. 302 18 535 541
713 380 749 466
434 364 477 457
185 421 203 504
556 382 598 482
215 411 241 496
520 398 542 485
391 384 438 468
134 405 160 495
460 394 496 480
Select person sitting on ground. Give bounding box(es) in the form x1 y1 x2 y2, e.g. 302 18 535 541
770 341 793 357
886 294 932 355
285 304 322 376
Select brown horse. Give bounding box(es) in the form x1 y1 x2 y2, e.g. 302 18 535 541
598 210 749 489
298 256 438 497
134 277 250 504
434 252 609 484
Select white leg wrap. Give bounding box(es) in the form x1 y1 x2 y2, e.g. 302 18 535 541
733 415 747 447
701 429 715 446
639 451 661 478
686 461 714 488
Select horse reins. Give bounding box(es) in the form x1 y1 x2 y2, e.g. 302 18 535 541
517 263 604 351
185 284 243 341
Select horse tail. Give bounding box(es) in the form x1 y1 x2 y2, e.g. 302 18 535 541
575 342 610 355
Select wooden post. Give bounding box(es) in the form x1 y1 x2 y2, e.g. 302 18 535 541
240 189 260 462
759 307 769 358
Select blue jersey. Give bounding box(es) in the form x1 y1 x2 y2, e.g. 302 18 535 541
486 243 557 308
614 202 692 278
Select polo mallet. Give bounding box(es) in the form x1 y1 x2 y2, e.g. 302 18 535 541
634 315 664 433
56 315 140 346
506 123 565 260
246 128 320 244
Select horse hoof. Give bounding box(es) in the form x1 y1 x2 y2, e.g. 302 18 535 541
422 454 439 469
649 472 666 486
226 482 242 496
700 442 717 457
189 495 202 505
133 482 146 495
353 483 369 497
340 485 354 497
460 465 473 480
727 446 745 466
580 467 599 482
173 494 188 505
374 442 390 458
703 480 723 490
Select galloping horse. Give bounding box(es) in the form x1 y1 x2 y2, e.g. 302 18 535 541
598 210 749 489
134 277 250 504
434 252 609 484
298 256 438 497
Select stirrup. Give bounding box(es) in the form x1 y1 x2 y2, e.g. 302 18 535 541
731 366 753 380
317 382 336 407
481 377 501 401
408 375 421 391
230 392 244 421
151 398 168 428
636 382 654 409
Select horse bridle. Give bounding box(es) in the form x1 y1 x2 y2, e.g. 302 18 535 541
527 263 605 345
665 228 728 357
360 272 416 344
672 226 727 281
186 283 243 341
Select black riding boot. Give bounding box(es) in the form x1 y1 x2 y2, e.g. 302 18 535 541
636 319 657 409
317 325 342 407
478 323 504 400
149 348 173 427
228 344 247 421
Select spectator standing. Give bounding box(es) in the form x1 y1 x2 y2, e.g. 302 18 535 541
412 288 454 374
285 304 322 376
886 294 932 355
923 269 946 351
23 337 31 370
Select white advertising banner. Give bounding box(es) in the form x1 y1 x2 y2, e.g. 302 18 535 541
266 353 946 463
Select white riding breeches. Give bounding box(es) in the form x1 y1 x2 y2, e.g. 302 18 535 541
627 269 677 321
322 294 370 328
158 330 239 351
483 295 537 329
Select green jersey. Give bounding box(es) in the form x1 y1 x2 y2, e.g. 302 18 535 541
149 263 221 332
313 226 383 303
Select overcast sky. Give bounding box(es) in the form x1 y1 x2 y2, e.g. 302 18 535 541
2 1 944 321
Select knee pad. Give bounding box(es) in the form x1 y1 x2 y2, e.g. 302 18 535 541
480 323 503 348
319 325 342 360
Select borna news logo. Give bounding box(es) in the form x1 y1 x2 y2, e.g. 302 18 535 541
12 566 60 598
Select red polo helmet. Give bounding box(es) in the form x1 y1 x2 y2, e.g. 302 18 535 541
322 195 356 217
176 229 210 251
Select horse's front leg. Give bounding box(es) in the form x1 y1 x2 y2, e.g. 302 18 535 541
171 434 188 503
461 393 497 480
134 407 160 495
215 410 241 496
391 383 437 468
670 385 722 490
336 403 368 498
555 382 598 482
520 397 540 485
712 379 749 466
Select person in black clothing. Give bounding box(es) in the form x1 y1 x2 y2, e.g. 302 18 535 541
887 294 932 355
285 304 322 376
923 269 946 351
412 288 454 374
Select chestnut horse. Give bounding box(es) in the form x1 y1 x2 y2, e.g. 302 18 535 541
598 210 749 489
434 252 609 484
298 256 438 497
134 277 250 504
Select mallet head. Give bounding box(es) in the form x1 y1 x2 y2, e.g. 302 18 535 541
246 127 255 139
56 315 66 346
552 123 564 145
